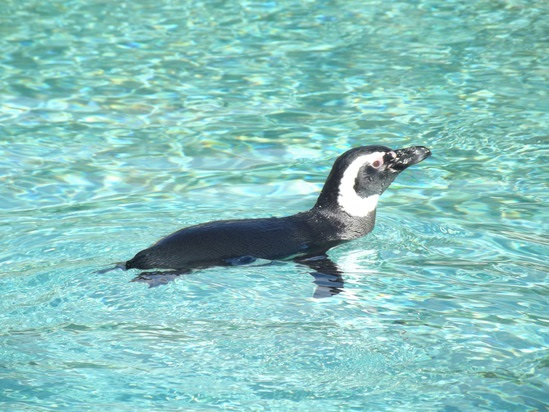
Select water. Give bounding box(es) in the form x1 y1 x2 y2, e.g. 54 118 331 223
1 0 547 410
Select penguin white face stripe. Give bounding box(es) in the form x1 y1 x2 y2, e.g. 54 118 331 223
337 152 385 217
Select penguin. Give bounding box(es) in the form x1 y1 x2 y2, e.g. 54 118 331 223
124 145 431 296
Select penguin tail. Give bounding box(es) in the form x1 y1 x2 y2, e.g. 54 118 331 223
95 262 126 274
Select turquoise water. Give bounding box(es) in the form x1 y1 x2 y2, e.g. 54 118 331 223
1 0 548 410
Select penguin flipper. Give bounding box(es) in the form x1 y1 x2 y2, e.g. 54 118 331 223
130 269 191 288
294 254 344 298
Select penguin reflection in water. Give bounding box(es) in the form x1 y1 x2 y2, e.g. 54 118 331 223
123 145 431 297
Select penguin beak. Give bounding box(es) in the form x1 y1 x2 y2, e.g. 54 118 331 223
386 146 431 172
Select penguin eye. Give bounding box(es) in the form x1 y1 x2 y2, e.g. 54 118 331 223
371 159 383 169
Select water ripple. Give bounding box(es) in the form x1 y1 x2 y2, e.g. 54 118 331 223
1 0 547 410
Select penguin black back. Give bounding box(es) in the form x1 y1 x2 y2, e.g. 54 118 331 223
125 145 431 288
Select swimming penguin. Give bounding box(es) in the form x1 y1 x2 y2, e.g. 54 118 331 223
125 145 431 296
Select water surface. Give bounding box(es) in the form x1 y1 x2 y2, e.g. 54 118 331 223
1 0 547 410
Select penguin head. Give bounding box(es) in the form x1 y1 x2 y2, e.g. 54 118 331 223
314 145 431 217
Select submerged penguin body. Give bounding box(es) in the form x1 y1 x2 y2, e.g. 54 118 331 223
125 145 431 282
